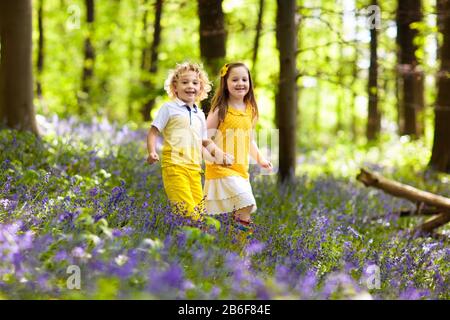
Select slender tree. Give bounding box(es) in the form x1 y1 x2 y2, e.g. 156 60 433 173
252 0 265 76
351 4 361 140
276 0 298 183
429 0 450 173
396 0 424 138
141 0 163 122
0 0 38 134
126 0 139 117
351 48 360 140
436 0 446 61
140 0 150 77
336 42 344 133
313 79 322 133
367 0 380 141
36 0 45 99
79 0 95 114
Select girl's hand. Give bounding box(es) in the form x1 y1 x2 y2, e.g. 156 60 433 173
258 158 273 171
223 152 234 166
147 152 159 165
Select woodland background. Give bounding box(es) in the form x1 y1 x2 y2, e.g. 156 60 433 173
1 0 450 178
0 0 450 300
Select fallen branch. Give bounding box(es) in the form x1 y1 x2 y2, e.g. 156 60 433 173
395 207 441 217
357 168 450 212
368 208 439 222
414 213 450 235
357 168 450 234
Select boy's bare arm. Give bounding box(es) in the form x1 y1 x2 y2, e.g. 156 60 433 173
202 139 233 166
202 143 216 164
147 126 160 164
204 108 233 165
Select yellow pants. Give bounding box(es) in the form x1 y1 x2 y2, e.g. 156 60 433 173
161 165 204 221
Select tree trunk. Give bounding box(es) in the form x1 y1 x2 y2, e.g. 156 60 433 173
336 39 344 134
126 0 139 118
0 0 38 134
430 0 450 173
36 0 44 99
367 0 380 141
351 48 359 140
252 0 265 77
276 0 298 183
313 80 321 133
140 0 150 74
140 0 163 122
197 0 226 114
396 0 424 138
436 0 446 61
197 0 226 73
79 0 95 115
351 9 360 140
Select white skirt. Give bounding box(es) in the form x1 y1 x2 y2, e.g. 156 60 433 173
204 176 257 215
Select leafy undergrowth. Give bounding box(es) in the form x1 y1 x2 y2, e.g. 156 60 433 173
0 116 449 299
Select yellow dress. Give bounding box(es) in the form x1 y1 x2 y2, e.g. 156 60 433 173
204 105 257 215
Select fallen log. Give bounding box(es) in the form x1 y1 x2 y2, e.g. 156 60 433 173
357 168 450 234
357 168 450 212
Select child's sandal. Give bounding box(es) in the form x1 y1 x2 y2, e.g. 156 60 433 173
234 218 254 238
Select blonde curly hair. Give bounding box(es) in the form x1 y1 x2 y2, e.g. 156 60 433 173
164 61 212 102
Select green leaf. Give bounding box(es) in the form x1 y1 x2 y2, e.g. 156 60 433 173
204 216 221 231
21 169 40 185
75 208 94 227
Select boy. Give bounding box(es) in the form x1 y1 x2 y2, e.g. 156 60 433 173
147 62 232 221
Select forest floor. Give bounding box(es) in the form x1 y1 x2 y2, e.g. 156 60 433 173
0 116 449 299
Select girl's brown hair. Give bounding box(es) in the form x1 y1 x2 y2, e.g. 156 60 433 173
210 62 259 124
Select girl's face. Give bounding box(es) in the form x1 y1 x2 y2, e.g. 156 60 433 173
226 66 249 100
174 71 201 105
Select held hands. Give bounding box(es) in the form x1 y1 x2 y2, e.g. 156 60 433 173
223 152 234 166
147 152 159 165
215 150 234 166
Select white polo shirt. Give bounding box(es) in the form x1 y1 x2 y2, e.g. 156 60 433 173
152 98 207 171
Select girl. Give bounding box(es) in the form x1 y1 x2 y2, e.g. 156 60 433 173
204 62 272 233
147 61 232 222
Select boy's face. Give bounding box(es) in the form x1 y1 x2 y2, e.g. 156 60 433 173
174 71 201 105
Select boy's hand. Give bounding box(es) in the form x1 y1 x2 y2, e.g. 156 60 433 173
147 152 159 165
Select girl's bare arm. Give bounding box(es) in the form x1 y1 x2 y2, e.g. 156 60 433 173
250 119 272 170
